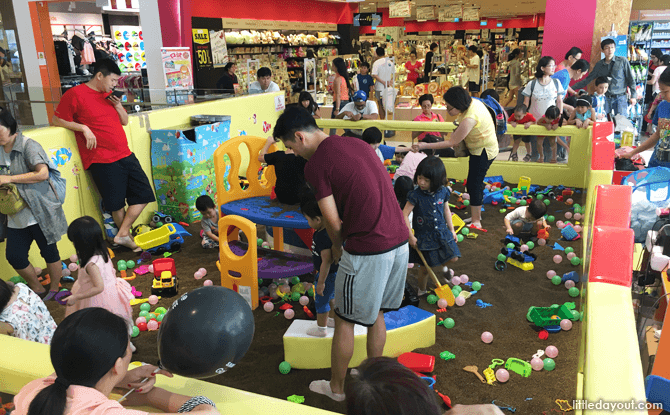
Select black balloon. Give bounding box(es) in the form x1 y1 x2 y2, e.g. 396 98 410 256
157 286 255 379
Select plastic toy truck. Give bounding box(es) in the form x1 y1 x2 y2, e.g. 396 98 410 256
527 304 573 327
152 211 176 226
151 258 178 297
134 224 184 254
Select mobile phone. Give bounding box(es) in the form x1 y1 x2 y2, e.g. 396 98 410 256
108 90 124 99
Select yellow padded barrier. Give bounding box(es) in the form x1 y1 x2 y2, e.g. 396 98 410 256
0 335 336 414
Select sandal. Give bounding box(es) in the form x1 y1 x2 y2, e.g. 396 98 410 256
523 154 532 162
509 152 519 161
42 290 59 302
54 290 72 305
537 157 544 163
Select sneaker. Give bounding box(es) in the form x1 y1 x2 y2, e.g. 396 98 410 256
417 289 428 297
327 317 335 328
306 326 328 337
42 290 59 302
463 217 473 224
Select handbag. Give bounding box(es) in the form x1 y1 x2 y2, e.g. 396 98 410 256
0 183 27 215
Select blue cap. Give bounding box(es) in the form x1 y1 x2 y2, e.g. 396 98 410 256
352 90 367 102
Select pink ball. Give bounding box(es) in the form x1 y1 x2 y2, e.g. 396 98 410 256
280 285 291 294
460 274 469 283
34 267 43 275
194 271 204 280
299 296 310 306
574 213 582 221
451 276 461 286
556 220 564 227
135 317 146 325
437 298 448 309
263 302 274 312
566 198 574 205
574 225 583 233
531 357 544 371
284 309 295 319
198 268 207 276
553 255 563 264
565 280 576 289
495 369 509 383
62 268 71 277
567 252 576 260
148 265 154 273
450 269 455 277
68 263 79 272
455 296 466 306
565 212 573 219
148 295 159 305
203 279 213 286
147 320 159 331
481 331 493 344
546 270 557 279
560 319 573 331
69 254 78 263
520 244 529 252
462 193 470 200
545 345 559 358
486 185 491 191
538 238 547 246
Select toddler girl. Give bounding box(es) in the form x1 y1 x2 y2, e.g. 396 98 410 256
536 106 569 163
403 157 460 296
0 278 57 344
568 97 596 129
299 91 321 118
64 216 135 350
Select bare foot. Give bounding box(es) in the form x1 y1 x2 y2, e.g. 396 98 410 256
114 235 142 253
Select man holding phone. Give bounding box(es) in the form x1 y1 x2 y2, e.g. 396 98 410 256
52 59 155 252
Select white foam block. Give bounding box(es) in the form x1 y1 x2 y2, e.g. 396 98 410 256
283 319 368 339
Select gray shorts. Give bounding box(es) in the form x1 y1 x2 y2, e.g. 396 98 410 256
334 243 409 327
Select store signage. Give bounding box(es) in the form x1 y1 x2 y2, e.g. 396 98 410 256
462 7 480 22
416 6 436 21
439 5 462 22
497 22 503 27
192 29 213 69
161 47 194 90
221 18 336 31
389 1 412 18
353 13 382 27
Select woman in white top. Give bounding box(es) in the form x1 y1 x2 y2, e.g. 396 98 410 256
649 55 670 96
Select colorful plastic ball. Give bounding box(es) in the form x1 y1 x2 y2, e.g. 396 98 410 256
531 357 544 371
451 276 462 286
506 243 515 249
574 225 583 233
481 331 493 343
497 253 507 262
568 287 580 297
564 212 573 219
140 303 151 312
131 325 140 337
290 276 300 285
560 319 573 331
262 242 271 248
144 295 157 306
543 358 556 371
198 268 207 277
462 193 470 200
520 244 529 252
126 260 135 269
139 310 149 318
566 252 576 260
574 213 582 221
284 309 295 320
551 275 562 285
117 260 127 269
263 302 274 312
270 291 279 300
538 329 549 340
545 345 559 358
427 294 438 305
137 322 148 331
538 238 547 246
451 287 460 297
437 298 448 309
546 270 557 279
486 185 492 191
547 215 555 223
147 320 159 331
156 314 164 322
280 285 291 294
455 296 466 306
299 296 310 306
553 255 563 264
290 292 301 302
257 238 264 246
472 281 482 291
68 263 79 272
194 270 204 280
203 279 213 286
565 280 576 289
566 198 574 205
520 199 527 206
307 288 314 297
279 361 291 374
495 369 509 383
62 268 71 277
461 228 470 235
457 234 464 242
543 199 551 206
463 200 470 206
536 194 544 200
556 220 565 228
565 247 574 254
68 254 77 264
135 317 146 325
460 274 469 283
148 265 154 273
443 318 455 328
526 241 535 250
510 197 517 204
570 256 581 266
155 307 167 315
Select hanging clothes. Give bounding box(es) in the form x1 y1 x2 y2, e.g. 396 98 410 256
81 42 96 65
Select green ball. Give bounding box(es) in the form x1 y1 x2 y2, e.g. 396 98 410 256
156 221 164 227
543 199 551 206
452 286 462 295
156 313 164 322
565 247 574 254
257 238 264 246
570 256 581 266
444 318 455 328
551 275 562 285
463 200 470 206
307 287 314 297
526 241 535 250
499 208 507 213
140 303 151 312
543 358 556 371
506 243 515 249
537 194 544 200
547 215 555 223
510 197 517 203
457 234 464 242
126 260 135 269
279 361 292 374
461 228 470 235
139 310 149 318
291 291 301 302
520 199 527 206
427 294 438 305
472 281 482 291
497 253 507 262
117 260 127 271
291 276 301 285
571 310 580 320
131 326 140 337
512 188 519 193
155 307 167 314
569 287 580 297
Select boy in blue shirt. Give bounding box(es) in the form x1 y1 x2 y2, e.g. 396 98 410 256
593 76 609 121
301 192 338 337
355 62 375 99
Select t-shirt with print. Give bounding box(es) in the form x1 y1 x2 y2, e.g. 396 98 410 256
356 74 374 93
340 101 379 119
521 78 565 119
311 228 339 275
264 151 308 205
0 149 38 229
551 69 571 92
54 84 132 170
594 93 607 120
650 101 670 167
304 135 408 255
201 217 218 234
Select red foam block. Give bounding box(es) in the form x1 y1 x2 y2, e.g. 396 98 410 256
591 139 616 171
593 185 632 228
398 352 435 373
588 226 634 287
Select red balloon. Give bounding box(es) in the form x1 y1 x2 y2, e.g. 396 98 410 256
137 322 148 331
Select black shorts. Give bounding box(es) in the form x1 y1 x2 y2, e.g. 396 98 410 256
514 135 532 143
88 154 156 212
468 81 480 93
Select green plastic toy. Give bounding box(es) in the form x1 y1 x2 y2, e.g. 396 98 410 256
257 238 263 246
526 241 535 250
505 357 532 377
9 276 27 285
461 228 470 235
543 199 551 206
139 310 149 318
279 361 291 374
457 234 464 242
287 395 304 404
565 247 574 254
155 307 167 314
528 304 573 327
472 281 482 291
570 256 581 266
439 350 456 361
291 292 301 302
291 276 301 285
443 318 455 328
520 199 527 206
506 243 515 249
131 326 140 337
427 294 438 304
551 276 562 285
497 253 507 262
568 287 580 297
463 200 470 206
547 215 555 223
140 303 151 312
543 358 556 371
156 314 165 322
126 260 135 269
537 194 544 200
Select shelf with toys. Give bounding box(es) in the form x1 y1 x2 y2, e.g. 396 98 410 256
629 20 655 135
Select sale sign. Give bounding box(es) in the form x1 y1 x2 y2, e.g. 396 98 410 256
192 28 213 69
161 47 193 90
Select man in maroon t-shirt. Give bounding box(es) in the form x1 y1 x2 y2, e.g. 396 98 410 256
273 107 409 401
53 59 155 252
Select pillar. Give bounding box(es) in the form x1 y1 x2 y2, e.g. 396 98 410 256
587 0 634 70
542 0 598 62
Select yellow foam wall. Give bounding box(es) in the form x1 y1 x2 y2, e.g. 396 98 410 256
0 93 282 279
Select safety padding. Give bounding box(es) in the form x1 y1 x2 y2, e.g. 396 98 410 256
593 185 632 228
283 306 436 369
582 282 646 413
588 226 634 287
0 336 337 414
591 139 615 171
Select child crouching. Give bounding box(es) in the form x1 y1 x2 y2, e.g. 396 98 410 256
504 199 550 236
196 195 219 249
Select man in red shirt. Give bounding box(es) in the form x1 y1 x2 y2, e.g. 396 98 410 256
52 59 154 252
273 107 409 401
